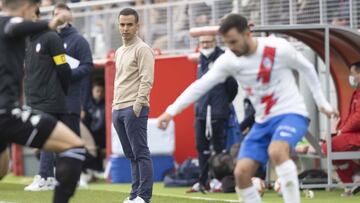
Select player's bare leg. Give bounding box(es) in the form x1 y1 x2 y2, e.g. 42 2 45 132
0 149 9 180
234 158 261 203
269 141 300 203
43 122 86 203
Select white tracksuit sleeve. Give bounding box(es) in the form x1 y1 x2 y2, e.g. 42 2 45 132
285 41 332 112
166 55 232 116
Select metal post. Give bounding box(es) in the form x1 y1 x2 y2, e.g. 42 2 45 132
324 26 333 189
319 0 323 24
260 0 266 25
167 4 174 51
289 0 294 24
349 0 354 28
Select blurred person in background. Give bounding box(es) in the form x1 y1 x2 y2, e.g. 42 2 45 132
84 80 106 172
187 35 237 193
322 62 360 197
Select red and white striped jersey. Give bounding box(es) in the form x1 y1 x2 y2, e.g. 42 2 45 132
166 36 332 123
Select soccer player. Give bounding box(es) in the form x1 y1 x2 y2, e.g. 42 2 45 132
24 7 72 191
157 14 337 203
0 0 85 202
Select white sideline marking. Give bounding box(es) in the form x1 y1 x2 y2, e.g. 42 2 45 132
155 193 240 202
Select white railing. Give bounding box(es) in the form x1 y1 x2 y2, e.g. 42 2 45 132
40 0 360 58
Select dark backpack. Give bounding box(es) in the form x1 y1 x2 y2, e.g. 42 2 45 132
163 158 200 187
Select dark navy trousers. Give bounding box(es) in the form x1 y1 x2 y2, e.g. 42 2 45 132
112 106 153 202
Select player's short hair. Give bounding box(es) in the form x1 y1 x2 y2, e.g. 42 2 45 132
118 8 139 23
35 7 40 18
219 14 249 35
53 2 71 12
350 61 360 73
2 0 41 10
92 80 104 88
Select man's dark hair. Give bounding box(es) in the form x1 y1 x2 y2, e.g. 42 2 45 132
35 7 40 18
92 79 104 88
118 8 139 23
351 61 360 72
54 2 71 12
2 0 41 10
219 14 249 35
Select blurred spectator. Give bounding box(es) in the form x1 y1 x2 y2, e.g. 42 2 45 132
187 35 237 193
41 0 54 7
84 80 106 171
322 62 360 197
85 80 105 150
328 0 350 26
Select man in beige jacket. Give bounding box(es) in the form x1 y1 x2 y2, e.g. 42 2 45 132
112 8 155 203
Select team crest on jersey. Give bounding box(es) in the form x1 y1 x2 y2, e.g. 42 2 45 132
262 57 273 69
64 43 67 49
35 43 41 53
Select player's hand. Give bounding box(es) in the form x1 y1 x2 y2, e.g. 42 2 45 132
319 106 339 118
157 112 173 130
49 10 72 30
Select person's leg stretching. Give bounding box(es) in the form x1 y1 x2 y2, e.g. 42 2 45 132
269 141 300 203
39 151 55 178
211 119 226 153
41 122 85 203
113 109 139 200
235 122 272 203
234 159 261 203
125 106 153 202
195 119 211 186
270 114 309 203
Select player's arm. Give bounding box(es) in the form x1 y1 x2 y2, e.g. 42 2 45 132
4 13 71 38
339 95 360 133
284 40 336 117
158 54 232 129
133 46 155 117
47 32 72 94
71 37 93 82
0 149 9 180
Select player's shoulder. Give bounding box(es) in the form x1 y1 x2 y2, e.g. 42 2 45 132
136 40 154 56
260 36 290 48
212 49 237 70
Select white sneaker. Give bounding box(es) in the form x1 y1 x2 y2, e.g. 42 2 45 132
24 175 48 191
46 177 56 190
132 196 146 203
123 197 133 203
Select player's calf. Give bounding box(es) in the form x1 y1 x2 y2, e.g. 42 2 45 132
234 159 261 203
269 142 300 203
53 146 86 203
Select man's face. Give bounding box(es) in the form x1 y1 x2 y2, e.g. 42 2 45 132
53 8 72 21
199 35 216 49
92 85 104 103
118 15 139 41
350 65 360 87
223 28 250 56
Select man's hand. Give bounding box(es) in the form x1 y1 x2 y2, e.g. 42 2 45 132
319 106 339 118
48 10 72 30
157 112 173 130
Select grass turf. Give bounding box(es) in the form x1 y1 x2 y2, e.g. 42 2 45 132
0 175 359 203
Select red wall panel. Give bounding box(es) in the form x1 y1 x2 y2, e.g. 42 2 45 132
105 55 198 163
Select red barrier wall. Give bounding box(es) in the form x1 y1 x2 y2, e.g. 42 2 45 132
105 55 198 163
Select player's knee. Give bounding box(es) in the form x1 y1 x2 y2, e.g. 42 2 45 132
234 163 252 179
268 141 290 164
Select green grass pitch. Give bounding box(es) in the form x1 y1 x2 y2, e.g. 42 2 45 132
0 175 359 203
